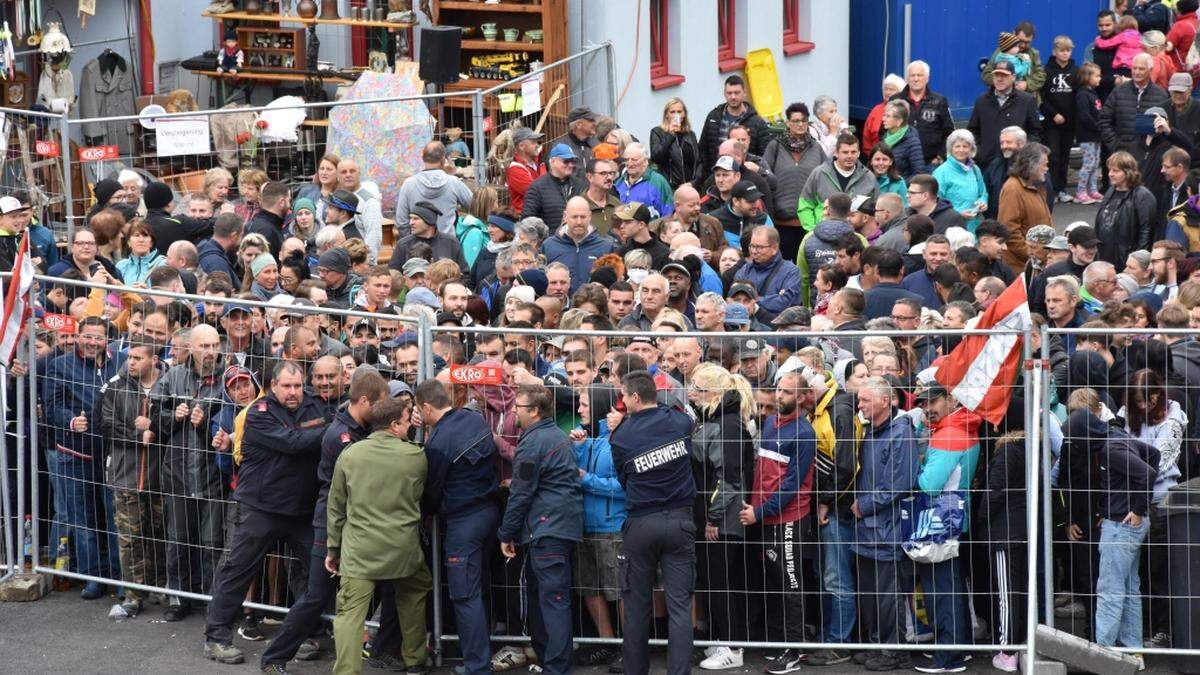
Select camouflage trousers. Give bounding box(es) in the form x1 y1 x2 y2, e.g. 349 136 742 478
111 490 167 601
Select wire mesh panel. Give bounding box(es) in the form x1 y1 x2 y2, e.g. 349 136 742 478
26 274 419 624
1044 325 1200 662
475 44 614 205
0 107 71 248
423 324 1035 670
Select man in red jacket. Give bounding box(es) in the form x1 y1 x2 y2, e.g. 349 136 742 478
506 127 545 214
739 369 818 674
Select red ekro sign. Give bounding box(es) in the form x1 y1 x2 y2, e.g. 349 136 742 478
448 364 504 386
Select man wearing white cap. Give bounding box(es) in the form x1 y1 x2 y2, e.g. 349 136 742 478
0 195 28 271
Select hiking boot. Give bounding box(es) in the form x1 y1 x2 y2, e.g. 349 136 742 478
852 651 873 665
238 614 265 641
807 648 851 666
80 581 106 599
864 653 912 671
204 641 245 665
296 638 322 661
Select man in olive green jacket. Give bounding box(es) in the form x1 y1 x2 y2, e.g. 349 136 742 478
326 396 429 675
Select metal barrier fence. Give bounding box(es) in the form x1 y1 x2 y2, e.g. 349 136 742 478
0 106 73 245
0 277 1046 662
1041 326 1200 665
473 42 616 192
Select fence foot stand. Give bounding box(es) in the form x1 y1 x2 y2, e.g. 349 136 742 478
1033 625 1141 675
1019 653 1066 675
0 573 51 602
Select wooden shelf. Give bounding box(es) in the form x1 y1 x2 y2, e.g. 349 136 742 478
462 39 544 51
243 47 297 53
204 10 411 29
194 69 354 84
438 1 544 13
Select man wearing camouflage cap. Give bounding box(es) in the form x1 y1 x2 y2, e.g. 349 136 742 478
1024 223 1056 279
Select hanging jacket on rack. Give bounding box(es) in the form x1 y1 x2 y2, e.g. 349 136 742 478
79 52 136 154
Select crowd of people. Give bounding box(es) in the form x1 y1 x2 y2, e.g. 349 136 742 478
8 5 1200 675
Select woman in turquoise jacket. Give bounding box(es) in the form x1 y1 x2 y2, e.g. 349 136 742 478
115 220 165 285
570 384 625 534
932 129 989 233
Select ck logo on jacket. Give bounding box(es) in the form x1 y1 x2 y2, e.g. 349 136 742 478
631 439 688 473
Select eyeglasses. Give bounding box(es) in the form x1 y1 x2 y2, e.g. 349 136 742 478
591 170 617 177
890 314 918 322
514 403 538 409
748 243 773 251
74 240 97 247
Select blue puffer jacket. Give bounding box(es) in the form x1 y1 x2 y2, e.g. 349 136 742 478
852 411 920 561
540 227 618 295
574 418 626 533
885 126 929 180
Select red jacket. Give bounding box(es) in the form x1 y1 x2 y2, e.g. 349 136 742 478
1167 12 1199 72
506 158 545 213
750 411 817 526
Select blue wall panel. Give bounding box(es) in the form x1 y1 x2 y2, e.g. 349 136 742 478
850 0 1111 121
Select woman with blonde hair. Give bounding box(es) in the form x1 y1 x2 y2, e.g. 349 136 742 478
203 167 234 212
237 232 271 291
457 185 500 270
234 168 269 222
650 97 702 189
687 362 757 669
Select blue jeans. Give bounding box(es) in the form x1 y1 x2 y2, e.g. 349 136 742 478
44 449 119 579
917 557 968 668
1095 518 1149 648
819 516 857 643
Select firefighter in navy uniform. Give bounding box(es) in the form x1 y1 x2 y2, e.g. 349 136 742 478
607 370 697 675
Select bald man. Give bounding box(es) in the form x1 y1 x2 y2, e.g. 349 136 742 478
394 141 473 238
152 322 230 621
336 158 384 257
541 196 617 294
650 184 726 255
310 354 347 415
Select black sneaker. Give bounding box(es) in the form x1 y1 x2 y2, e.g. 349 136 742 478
852 651 873 665
366 652 406 671
607 655 624 673
808 649 851 666
261 664 290 674
864 653 913 671
765 648 805 674
405 663 430 675
575 645 619 667
1147 631 1171 648
162 601 191 622
238 614 265 641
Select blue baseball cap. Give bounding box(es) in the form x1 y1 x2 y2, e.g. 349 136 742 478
222 303 252 318
548 143 577 161
724 303 750 326
382 332 419 350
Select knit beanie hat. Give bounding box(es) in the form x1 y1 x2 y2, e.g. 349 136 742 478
250 253 277 278
144 182 174 210
92 178 121 207
293 197 316 215
997 32 1020 52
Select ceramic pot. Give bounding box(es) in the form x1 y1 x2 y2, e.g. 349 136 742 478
296 0 318 18
319 0 340 19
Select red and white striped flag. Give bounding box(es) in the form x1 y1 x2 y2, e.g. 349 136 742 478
934 274 1031 425
0 232 34 367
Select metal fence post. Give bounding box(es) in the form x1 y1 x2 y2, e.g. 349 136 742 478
1040 324 1055 630
472 89 487 186
58 113 75 242
1023 329 1040 669
605 41 618 118
415 311 443 665
0 366 13 580
26 280 40 574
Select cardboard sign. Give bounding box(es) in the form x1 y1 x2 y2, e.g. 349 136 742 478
41 313 77 333
521 78 541 117
78 145 119 162
34 140 60 157
448 364 504 386
155 117 211 157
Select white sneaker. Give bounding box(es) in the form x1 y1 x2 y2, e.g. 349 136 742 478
992 652 1018 673
703 646 722 658
699 647 743 670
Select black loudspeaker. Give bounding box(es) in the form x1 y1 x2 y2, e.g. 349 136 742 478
419 26 462 85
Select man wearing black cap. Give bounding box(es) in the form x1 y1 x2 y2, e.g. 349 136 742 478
661 261 696 320
711 180 774 252
507 127 546 214
316 247 360 305
388 200 468 273
967 59 1042 168
143 181 214 256
324 188 364 243
245 182 292 259
564 107 599 181
615 201 670 268
522 143 585 228
1030 225 1100 315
